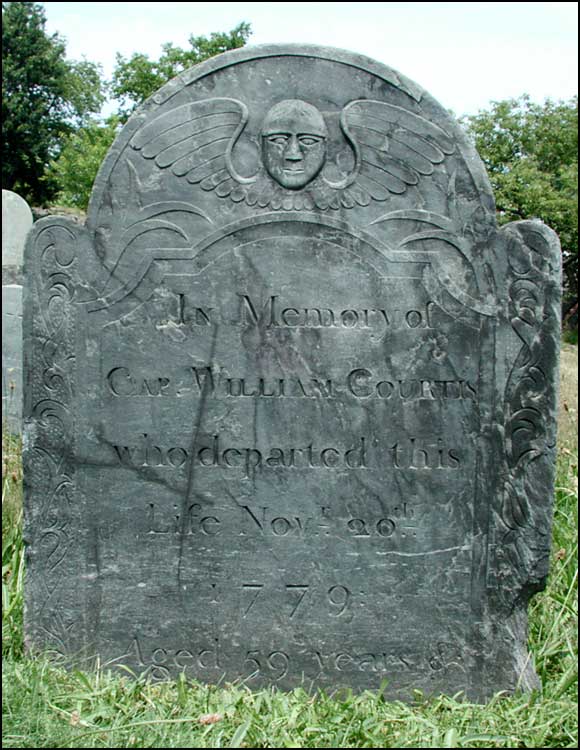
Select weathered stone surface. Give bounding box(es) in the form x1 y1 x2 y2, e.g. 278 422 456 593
3 189 32 283
3 285 23 432
23 45 561 701
3 190 32 432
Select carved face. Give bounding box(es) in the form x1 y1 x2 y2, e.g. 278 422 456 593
261 100 327 190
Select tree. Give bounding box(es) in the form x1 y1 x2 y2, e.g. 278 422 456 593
2 1 105 204
462 95 578 321
47 116 121 209
110 22 251 118
45 22 253 210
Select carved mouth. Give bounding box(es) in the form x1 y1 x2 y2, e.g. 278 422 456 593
283 168 304 173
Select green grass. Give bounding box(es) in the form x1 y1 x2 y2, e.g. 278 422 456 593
2 429 23 662
2 665 577 749
2 349 578 748
562 328 578 346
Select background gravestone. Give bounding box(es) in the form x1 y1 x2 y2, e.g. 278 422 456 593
23 45 561 701
3 189 33 433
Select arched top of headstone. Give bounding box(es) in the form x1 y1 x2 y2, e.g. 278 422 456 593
2 189 33 269
83 45 498 310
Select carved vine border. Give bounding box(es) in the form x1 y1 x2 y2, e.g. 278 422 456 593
493 220 561 610
24 220 78 654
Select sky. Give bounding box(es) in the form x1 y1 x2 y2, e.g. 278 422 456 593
42 1 578 117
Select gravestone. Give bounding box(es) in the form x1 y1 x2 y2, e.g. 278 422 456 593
3 189 33 433
23 45 561 701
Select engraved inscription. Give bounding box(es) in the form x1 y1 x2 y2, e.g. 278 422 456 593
286 585 310 618
391 439 461 470
125 638 464 683
241 644 461 680
148 502 220 536
106 364 477 402
126 636 221 681
238 505 332 537
237 582 355 621
113 434 369 476
346 369 477 401
113 434 463 474
144 502 420 545
244 650 290 680
228 293 436 333
241 584 264 617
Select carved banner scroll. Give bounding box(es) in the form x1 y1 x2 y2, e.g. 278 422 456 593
23 45 561 701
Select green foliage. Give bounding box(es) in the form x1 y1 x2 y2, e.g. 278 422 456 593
562 329 578 346
2 429 23 660
529 444 578 700
47 116 120 209
2 1 105 205
38 21 252 209
462 96 578 309
111 22 252 118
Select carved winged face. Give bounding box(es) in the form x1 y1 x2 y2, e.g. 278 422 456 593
261 100 328 190
131 95 456 211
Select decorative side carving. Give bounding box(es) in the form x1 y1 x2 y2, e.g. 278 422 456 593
23 219 79 655
129 97 455 211
491 220 561 610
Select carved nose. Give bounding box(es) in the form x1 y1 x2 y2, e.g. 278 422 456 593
284 136 302 161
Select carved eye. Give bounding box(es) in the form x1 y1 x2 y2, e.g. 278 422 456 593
299 136 322 146
267 135 289 146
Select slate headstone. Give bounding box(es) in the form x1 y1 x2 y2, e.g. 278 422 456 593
23 45 561 701
3 189 32 433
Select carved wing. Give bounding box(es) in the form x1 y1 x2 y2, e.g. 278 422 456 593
337 100 456 204
129 98 256 198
